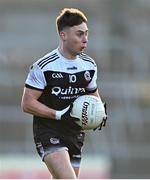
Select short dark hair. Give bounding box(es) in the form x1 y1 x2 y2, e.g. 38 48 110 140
56 8 88 33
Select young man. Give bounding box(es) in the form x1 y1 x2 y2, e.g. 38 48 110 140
21 8 106 179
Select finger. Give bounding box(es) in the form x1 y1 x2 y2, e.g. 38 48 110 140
104 102 107 115
98 122 103 130
102 119 106 126
67 103 73 113
73 117 80 121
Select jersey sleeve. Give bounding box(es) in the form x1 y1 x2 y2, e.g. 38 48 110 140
25 63 46 91
86 63 98 93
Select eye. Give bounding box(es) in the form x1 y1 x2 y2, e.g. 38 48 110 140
77 32 83 37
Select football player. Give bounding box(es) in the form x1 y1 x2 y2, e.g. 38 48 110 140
21 8 106 179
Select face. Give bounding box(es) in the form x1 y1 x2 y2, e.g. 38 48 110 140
60 22 88 55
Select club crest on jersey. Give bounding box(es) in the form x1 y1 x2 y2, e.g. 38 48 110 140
52 73 63 79
84 71 91 81
50 138 60 144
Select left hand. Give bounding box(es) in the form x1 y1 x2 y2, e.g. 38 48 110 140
94 102 108 131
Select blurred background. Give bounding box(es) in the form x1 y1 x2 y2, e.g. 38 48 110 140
0 0 150 178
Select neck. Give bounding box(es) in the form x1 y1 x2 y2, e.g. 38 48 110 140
58 45 77 60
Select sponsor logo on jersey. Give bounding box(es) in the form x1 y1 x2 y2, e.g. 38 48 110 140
84 71 91 81
50 138 60 144
52 73 63 79
51 86 85 96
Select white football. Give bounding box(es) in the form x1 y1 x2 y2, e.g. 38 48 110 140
71 95 107 130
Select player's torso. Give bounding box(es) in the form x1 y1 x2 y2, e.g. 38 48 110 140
39 50 95 110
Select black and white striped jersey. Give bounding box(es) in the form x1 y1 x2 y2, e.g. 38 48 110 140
25 48 97 109
25 48 98 134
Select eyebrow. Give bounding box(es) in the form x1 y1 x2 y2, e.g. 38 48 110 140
76 30 88 33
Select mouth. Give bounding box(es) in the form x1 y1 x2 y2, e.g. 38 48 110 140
80 46 86 51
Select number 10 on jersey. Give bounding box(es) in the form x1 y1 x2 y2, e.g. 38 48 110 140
69 74 76 83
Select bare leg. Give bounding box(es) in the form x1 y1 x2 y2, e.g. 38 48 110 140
44 150 77 179
73 167 80 178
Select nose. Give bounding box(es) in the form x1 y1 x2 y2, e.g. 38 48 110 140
83 35 88 43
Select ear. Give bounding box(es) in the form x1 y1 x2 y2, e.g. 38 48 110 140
59 31 67 41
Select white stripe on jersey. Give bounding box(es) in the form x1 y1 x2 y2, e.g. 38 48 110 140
25 48 97 93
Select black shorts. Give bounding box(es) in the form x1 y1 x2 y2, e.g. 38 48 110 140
34 130 85 168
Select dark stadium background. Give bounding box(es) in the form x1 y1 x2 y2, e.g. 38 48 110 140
0 0 150 178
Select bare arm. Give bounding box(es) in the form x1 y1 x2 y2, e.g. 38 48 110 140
21 87 56 119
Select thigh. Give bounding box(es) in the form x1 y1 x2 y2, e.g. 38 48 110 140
44 150 77 179
34 131 85 178
34 134 77 178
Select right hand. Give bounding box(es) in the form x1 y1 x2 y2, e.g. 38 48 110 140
55 103 80 121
